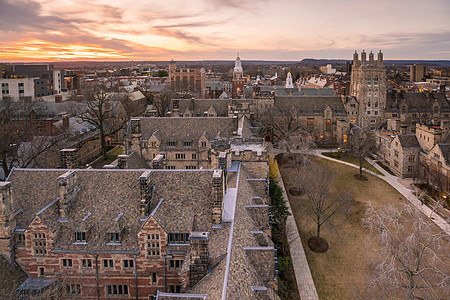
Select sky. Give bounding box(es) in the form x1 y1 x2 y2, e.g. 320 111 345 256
0 0 449 62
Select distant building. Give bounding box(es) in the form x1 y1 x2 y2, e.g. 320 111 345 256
0 77 35 100
168 60 206 97
232 54 245 98
410 63 427 82
320 64 336 74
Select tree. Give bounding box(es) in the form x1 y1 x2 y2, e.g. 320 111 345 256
256 105 305 143
278 133 314 175
269 180 291 228
153 91 173 117
362 202 449 299
349 127 377 180
0 99 67 179
299 163 351 252
66 83 128 161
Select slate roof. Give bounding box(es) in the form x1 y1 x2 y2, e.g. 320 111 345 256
385 91 450 113
437 143 450 165
0 256 27 298
397 134 420 148
7 169 218 252
129 117 237 144
172 99 229 117
274 95 346 115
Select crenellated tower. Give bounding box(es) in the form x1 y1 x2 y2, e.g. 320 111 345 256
350 50 386 130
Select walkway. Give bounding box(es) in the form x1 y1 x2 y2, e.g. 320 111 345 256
314 149 450 235
272 158 319 300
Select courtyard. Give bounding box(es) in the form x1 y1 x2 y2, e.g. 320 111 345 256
280 156 448 299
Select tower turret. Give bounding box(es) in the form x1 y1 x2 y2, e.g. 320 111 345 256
369 51 374 66
285 72 294 88
361 50 366 66
377 50 383 66
353 51 359 66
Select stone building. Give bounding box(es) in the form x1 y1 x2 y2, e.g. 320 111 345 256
168 60 206 97
350 50 386 130
0 161 276 299
232 55 245 98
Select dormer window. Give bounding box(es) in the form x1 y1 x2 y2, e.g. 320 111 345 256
109 232 120 243
75 232 86 243
168 233 190 244
183 142 191 147
167 141 176 147
201 142 207 147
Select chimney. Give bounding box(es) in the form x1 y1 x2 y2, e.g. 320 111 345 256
211 169 224 225
0 182 15 263
191 97 195 112
60 149 78 169
117 154 128 169
55 95 62 103
58 170 77 221
189 232 209 286
400 125 407 134
139 170 154 216
152 154 164 169
62 114 69 129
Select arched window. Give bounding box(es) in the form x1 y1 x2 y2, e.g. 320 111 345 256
367 76 372 86
374 76 379 86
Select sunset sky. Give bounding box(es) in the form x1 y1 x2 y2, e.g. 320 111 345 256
1 0 449 61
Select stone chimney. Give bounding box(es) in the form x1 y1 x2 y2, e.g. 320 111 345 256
211 170 224 225
117 154 128 169
128 118 142 154
189 232 209 286
62 114 69 129
55 95 62 103
152 154 164 169
60 149 78 169
139 170 154 216
58 170 77 221
0 182 15 263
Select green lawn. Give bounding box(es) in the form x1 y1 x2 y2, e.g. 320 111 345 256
90 147 123 169
322 152 383 175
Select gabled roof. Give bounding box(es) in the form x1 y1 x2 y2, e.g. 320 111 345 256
397 134 420 148
437 143 450 165
274 95 346 115
385 91 450 112
173 99 229 117
130 117 237 143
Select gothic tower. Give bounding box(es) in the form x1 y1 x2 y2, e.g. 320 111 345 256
350 50 386 130
232 53 245 98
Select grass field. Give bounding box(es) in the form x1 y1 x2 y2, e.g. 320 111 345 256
281 157 409 299
90 146 123 169
321 152 383 175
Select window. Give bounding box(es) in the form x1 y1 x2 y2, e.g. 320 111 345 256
350 103 356 108
370 119 376 123
325 119 331 132
167 141 176 147
367 111 371 115
165 166 176 169
409 155 415 162
401 106 406 114
192 153 197 159
38 267 45 277
168 233 190 244
147 234 160 257
183 142 191 147
123 259 134 269
375 111 378 115
185 166 197 169
169 285 181 293
62 259 73 267
201 142 207 147
66 284 81 296
307 118 314 131
106 284 129 296
151 142 157 147
374 76 379 86
16 233 25 246
392 114 398 117
367 76 372 86
394 151 399 158
408 166 415 173
103 259 114 268
109 232 120 243
75 232 86 242
151 272 158 284
81 259 92 268
175 153 186 160
375 102 378 108
169 259 183 269
34 233 47 256
434 153 440 159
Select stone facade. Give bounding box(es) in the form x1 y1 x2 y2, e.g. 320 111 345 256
168 60 206 97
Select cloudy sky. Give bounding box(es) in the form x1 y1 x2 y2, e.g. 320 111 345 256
1 0 449 61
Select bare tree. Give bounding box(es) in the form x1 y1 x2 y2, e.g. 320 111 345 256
0 99 67 179
349 127 377 179
362 202 449 300
66 83 128 161
153 91 173 117
299 163 351 252
279 133 314 174
256 105 305 143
